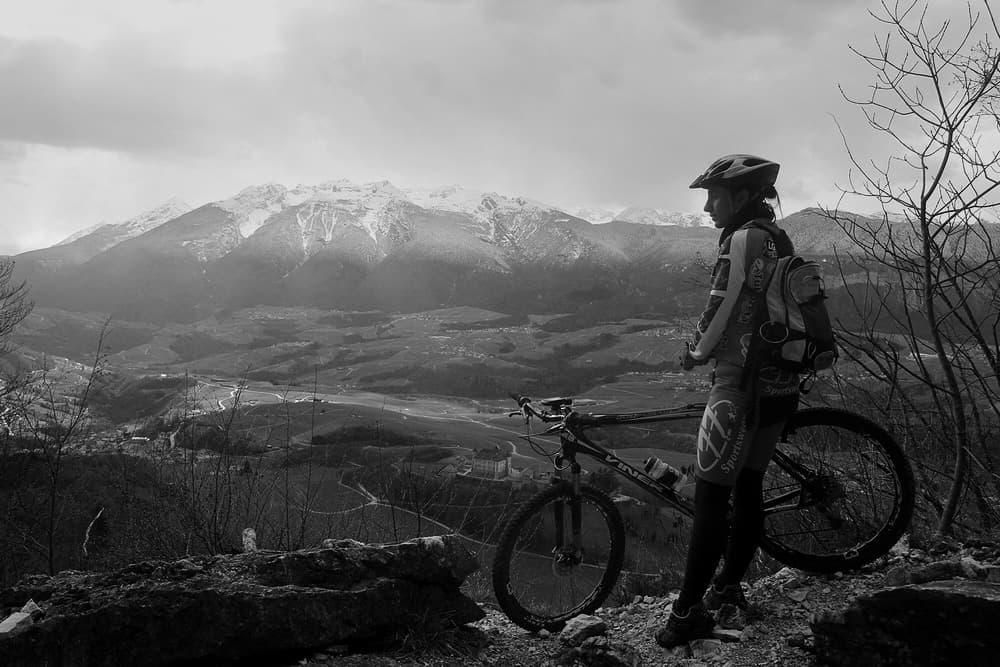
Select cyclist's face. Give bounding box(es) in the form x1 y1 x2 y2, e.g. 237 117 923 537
704 186 748 228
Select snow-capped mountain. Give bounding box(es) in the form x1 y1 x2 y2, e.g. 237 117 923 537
47 181 708 266
564 206 619 224
14 178 855 324
612 206 709 227
217 184 290 240
219 180 422 244
129 180 602 267
56 222 108 246
57 198 191 247
19 198 192 269
405 184 563 222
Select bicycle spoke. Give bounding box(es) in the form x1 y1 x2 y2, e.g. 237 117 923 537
767 525 844 538
495 487 623 629
761 487 801 511
760 409 913 572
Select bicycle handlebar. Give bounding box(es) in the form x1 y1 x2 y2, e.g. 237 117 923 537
509 393 554 420
509 393 706 431
508 393 598 426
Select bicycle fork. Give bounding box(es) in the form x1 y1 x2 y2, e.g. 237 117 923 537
550 457 585 572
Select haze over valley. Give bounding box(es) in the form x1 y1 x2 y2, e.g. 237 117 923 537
7 178 990 448
3 174 996 598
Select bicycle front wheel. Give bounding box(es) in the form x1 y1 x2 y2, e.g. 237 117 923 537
491 483 626 632
759 407 915 573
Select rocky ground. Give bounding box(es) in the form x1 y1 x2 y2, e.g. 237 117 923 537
288 536 1000 667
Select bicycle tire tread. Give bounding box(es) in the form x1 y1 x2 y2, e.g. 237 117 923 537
759 407 915 573
491 483 626 632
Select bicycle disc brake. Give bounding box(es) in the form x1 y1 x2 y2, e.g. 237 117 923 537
551 547 584 578
800 474 847 529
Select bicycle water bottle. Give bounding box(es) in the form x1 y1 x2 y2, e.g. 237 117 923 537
643 456 685 489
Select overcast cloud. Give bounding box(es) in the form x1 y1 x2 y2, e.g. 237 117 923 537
0 0 978 254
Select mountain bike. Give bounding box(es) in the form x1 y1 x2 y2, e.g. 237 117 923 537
490 394 915 632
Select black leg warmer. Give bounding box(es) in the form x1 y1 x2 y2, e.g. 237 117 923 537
675 477 733 612
717 468 766 587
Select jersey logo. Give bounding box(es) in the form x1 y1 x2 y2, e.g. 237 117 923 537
697 399 735 472
738 333 753 361
748 258 767 291
763 237 777 258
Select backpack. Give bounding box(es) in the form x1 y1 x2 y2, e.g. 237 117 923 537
746 223 839 375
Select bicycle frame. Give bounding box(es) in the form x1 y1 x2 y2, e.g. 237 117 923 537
495 395 913 631
540 407 702 514
518 399 819 555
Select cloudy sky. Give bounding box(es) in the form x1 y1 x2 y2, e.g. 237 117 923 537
0 0 979 254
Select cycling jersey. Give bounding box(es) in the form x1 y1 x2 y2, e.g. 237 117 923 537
688 219 799 398
688 219 799 485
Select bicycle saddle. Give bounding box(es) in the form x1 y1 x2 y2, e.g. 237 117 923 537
539 397 574 411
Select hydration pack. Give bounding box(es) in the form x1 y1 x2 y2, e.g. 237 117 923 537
746 222 839 375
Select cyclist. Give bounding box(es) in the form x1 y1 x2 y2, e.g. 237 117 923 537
656 154 800 648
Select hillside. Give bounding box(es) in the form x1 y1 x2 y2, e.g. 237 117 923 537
10 200 979 422
283 538 998 666
9 178 873 323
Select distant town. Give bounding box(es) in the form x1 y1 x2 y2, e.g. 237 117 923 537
401 444 555 491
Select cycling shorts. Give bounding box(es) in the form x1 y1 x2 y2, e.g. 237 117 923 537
695 363 799 486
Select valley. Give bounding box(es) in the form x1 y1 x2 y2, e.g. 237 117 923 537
1 301 719 594
2 190 953 595
9 301 704 420
5 300 710 533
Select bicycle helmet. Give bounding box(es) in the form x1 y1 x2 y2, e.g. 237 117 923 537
689 154 780 190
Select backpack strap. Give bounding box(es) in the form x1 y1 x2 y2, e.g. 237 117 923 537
737 220 788 394
740 219 795 257
738 277 775 393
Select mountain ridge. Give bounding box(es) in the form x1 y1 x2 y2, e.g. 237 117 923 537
6 179 933 324
25 180 713 263
17 198 193 269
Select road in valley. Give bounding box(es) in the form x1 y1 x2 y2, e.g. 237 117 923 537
191 374 705 470
193 375 551 459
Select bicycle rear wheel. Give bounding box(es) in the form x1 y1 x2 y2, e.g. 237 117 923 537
491 483 625 632
759 407 914 573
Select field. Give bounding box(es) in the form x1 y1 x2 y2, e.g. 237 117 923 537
2 303 748 598
10 304 695 403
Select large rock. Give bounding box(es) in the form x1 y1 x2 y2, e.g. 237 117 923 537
812 580 1000 666
883 557 1000 586
0 535 484 667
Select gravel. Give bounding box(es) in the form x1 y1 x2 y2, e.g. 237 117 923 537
283 537 1000 666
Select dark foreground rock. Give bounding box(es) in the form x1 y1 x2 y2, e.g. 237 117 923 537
812 579 1000 667
0 535 484 667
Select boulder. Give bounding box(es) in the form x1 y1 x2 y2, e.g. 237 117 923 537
883 556 1000 587
812 580 1000 666
0 535 484 667
558 614 607 647
549 635 641 667
549 614 640 667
